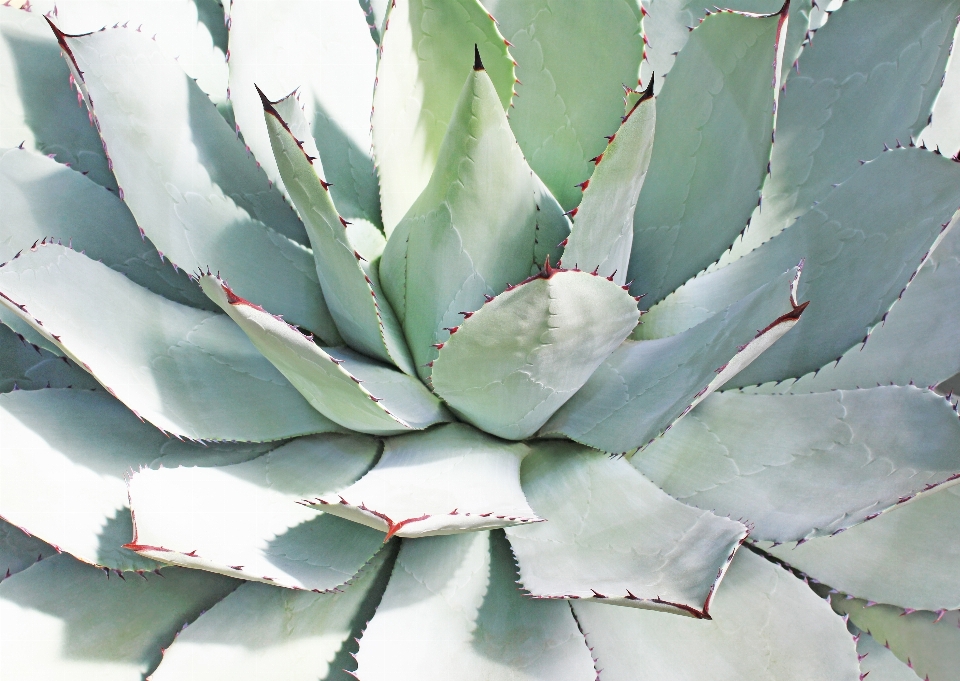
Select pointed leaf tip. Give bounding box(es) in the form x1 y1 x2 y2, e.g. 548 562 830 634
473 44 484 71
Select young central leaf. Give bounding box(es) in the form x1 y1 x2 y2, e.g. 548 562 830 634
431 268 640 440
381 60 546 379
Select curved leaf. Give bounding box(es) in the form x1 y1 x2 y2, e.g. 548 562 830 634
0 322 96 392
355 530 597 681
560 85 655 283
227 0 381 225
759 217 960 392
0 146 214 311
627 5 786 306
636 387 960 542
54 22 344 338
0 6 112 188
542 267 803 453
307 424 540 538
372 0 515 231
572 549 860 681
855 630 925 681
432 269 639 440
0 389 279 571
505 442 746 616
151 545 394 681
201 274 449 435
486 0 644 209
262 93 413 373
638 148 960 388
766 485 960 611
832 596 959 681
126 434 386 590
726 0 960 259
919 22 960 156
0 553 238 681
380 64 549 377
0 245 341 441
0 518 55 581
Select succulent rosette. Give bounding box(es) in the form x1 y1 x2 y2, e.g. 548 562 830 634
1 0 959 678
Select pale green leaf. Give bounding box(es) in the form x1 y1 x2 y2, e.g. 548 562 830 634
832 597 959 681
627 6 785 306
0 147 214 311
127 434 386 590
380 66 547 377
0 389 282 571
638 149 960 388
573 549 860 681
201 274 448 435
486 0 644 209
355 530 596 681
919 24 960 156
725 0 960 260
307 424 539 537
0 6 112 188
855 631 921 681
560 87 655 283
505 442 746 616
766 485 960 611
0 303 61 355
636 386 960 542
57 23 344 338
0 245 341 441
531 175 571 273
262 95 413 373
0 517 55 581
753 215 960 393
432 269 640 440
542 267 802 453
227 0 381 226
372 0 515 232
0 322 96 392
0 553 239 681
151 545 394 681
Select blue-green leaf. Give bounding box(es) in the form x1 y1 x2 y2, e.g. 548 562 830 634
431 269 639 440
0 517 55 581
0 322 96 393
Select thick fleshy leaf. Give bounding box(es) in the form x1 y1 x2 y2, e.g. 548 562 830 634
380 65 551 377
262 94 413 374
541 267 803 453
0 245 341 441
627 5 787 306
126 434 386 590
227 0 381 226
755 217 960 392
560 85 655 283
832 597 959 681
920 25 960 156
0 322 96 392
636 387 960 542
432 269 639 440
355 530 596 681
201 274 448 435
0 389 279 571
0 6 112 188
0 147 214 311
638 148 960 388
727 0 960 259
531 175 571 272
766 484 960 611
505 442 746 616
307 424 540 537
572 549 860 681
54 23 343 338
0 518 55 581
372 0 515 231
485 0 644 209
0 553 239 681
151 544 394 681
855 630 924 681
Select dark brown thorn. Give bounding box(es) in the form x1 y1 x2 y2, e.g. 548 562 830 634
473 44 484 71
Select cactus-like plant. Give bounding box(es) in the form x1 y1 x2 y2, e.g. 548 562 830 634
1 0 959 678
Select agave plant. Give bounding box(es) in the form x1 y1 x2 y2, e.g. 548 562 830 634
1 0 959 678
